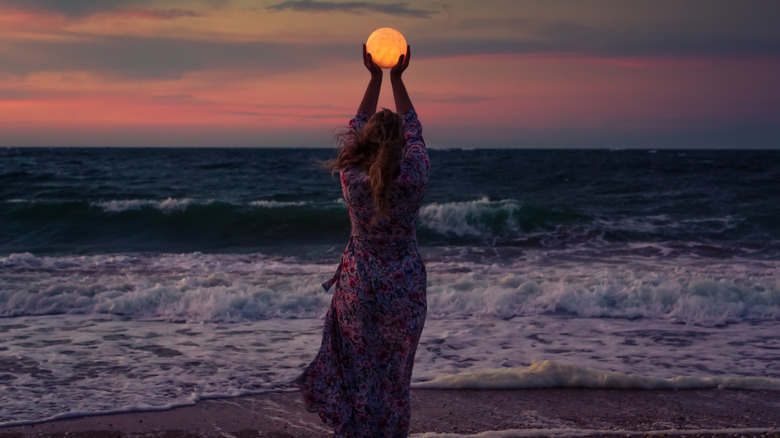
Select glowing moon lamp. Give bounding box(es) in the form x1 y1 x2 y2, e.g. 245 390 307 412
366 28 407 69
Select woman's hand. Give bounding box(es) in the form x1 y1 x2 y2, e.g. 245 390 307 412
363 44 382 78
390 45 410 78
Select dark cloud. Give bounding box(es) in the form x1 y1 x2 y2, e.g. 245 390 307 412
0 36 354 80
0 88 47 100
458 17 529 30
417 27 780 61
267 0 433 18
426 119 780 149
214 109 339 118
451 3 780 60
529 21 780 58
457 1 780 41
153 94 196 100
3 30 778 84
133 9 204 19
0 0 218 17
0 0 149 17
2 29 778 85
216 110 265 116
416 93 491 104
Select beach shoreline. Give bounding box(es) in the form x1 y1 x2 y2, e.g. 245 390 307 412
1 388 778 437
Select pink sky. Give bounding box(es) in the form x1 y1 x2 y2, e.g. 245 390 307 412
0 0 778 148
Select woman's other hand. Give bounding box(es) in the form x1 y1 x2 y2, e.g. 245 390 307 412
363 44 382 78
390 45 410 78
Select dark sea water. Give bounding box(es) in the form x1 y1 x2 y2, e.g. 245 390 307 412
1 148 778 257
1 147 779 426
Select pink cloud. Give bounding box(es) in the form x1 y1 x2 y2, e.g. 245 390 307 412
110 9 205 20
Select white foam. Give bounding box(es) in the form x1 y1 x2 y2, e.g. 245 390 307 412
92 197 206 213
0 252 333 321
249 200 307 208
1 314 777 426
425 256 780 326
419 197 522 238
410 317 780 391
416 197 750 251
1 252 778 326
0 400 202 428
410 427 780 438
0 251 42 267
412 360 780 390
2 251 779 424
0 316 317 427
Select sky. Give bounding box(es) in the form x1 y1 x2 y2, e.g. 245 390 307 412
0 0 779 148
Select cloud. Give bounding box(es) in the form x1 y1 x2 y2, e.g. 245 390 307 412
267 0 433 18
448 6 780 60
528 20 780 59
416 93 491 104
0 35 354 80
4 30 777 84
213 109 339 118
0 0 150 17
0 0 219 18
458 17 529 30
424 118 780 149
121 9 205 20
153 94 196 100
0 88 49 100
418 27 780 61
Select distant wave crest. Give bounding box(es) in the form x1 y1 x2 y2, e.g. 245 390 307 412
1 197 776 256
93 198 205 214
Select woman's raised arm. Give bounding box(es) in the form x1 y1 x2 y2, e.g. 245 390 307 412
357 44 382 116
390 45 413 115
393 45 428 187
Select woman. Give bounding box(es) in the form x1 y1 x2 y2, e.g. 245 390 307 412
296 44 429 438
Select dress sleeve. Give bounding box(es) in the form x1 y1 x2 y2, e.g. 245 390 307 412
398 109 429 188
350 111 370 133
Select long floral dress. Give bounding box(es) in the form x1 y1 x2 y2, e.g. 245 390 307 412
296 109 429 438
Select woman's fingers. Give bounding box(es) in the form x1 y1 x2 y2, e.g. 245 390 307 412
391 45 410 76
363 43 382 74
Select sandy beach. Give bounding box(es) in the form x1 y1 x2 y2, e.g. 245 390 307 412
1 389 778 437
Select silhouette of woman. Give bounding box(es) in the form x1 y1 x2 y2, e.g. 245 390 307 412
296 44 429 438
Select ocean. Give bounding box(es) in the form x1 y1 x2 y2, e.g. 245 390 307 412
1 147 778 426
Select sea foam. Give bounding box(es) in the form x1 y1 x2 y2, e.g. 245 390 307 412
2 315 777 427
410 428 780 438
1 252 778 326
92 197 205 213
413 360 780 390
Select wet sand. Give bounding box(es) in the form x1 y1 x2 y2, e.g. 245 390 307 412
1 389 778 437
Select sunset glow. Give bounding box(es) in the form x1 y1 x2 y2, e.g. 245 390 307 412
0 0 778 148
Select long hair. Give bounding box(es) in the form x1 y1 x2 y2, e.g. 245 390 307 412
327 109 405 222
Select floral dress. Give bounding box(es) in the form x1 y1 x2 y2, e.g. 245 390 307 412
296 109 429 438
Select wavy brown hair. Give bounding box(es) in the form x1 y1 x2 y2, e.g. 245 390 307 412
327 109 405 223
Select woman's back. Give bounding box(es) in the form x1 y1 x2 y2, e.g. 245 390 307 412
341 109 429 248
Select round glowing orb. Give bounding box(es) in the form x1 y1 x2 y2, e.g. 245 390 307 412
366 28 407 69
